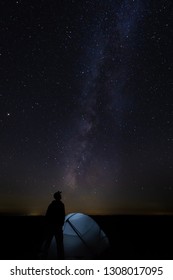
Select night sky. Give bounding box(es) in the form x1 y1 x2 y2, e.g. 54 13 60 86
0 0 172 215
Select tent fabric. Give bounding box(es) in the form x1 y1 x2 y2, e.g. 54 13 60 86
48 212 109 259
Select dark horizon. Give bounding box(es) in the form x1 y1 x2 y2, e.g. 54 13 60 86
1 209 173 217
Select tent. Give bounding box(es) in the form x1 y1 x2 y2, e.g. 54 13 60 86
48 213 110 259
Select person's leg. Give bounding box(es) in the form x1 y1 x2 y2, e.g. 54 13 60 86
41 230 54 259
55 228 64 259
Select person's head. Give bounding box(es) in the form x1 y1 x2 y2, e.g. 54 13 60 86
54 191 62 200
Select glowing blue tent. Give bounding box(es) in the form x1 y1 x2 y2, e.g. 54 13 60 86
48 213 109 259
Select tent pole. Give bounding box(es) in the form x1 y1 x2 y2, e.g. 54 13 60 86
66 219 95 257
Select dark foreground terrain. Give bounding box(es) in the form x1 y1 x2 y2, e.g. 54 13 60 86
0 215 173 260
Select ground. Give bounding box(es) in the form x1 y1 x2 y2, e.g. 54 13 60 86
0 215 173 260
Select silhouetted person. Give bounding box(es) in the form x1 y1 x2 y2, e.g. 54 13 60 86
43 191 65 259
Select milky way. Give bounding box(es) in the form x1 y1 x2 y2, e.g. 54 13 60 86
64 1 147 193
